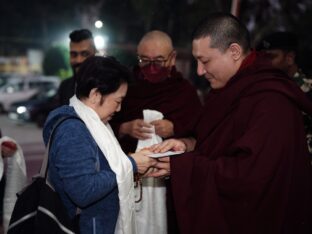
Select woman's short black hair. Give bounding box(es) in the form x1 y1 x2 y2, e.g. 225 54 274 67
75 56 131 99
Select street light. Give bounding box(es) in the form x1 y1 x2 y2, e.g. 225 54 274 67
95 20 103 29
94 35 108 50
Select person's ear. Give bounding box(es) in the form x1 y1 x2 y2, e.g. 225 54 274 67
89 88 101 104
228 43 243 61
168 50 177 67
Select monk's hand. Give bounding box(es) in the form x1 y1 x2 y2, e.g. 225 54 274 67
150 119 174 138
1 141 17 158
149 139 186 154
130 149 157 174
148 157 171 178
141 167 157 177
120 119 153 140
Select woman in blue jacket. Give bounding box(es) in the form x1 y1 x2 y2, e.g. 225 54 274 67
43 56 156 234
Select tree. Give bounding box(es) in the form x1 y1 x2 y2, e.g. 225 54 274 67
42 45 71 79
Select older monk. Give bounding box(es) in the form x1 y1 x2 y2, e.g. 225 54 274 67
110 30 202 234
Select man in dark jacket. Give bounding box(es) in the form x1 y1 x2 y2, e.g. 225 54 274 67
57 29 97 105
257 31 312 154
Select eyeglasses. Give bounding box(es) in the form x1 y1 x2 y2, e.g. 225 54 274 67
137 51 174 67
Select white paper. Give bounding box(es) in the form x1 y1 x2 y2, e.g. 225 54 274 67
148 150 184 158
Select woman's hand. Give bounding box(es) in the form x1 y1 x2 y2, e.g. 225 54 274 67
130 149 157 174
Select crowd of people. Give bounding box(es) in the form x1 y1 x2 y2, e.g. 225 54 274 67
2 11 312 234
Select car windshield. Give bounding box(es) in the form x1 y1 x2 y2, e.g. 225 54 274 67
0 76 8 88
31 88 57 100
0 78 7 88
2 82 24 93
29 81 58 91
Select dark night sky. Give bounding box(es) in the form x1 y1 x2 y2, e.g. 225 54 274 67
0 0 311 46
0 0 311 73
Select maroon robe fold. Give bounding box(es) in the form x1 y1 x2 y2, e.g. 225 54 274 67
171 52 312 234
111 66 203 154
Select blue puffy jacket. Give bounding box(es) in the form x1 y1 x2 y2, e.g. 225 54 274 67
43 106 136 234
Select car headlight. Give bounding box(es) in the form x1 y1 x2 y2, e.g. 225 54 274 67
16 106 27 114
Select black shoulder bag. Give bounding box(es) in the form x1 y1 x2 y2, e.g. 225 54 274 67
7 116 82 234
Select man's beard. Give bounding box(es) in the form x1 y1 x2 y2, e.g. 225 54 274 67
71 63 82 76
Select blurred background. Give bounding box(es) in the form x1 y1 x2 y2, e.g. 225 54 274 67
0 0 312 83
0 1 311 232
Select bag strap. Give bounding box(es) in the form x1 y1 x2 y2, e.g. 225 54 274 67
39 116 83 178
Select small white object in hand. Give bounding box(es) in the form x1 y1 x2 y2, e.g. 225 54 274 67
147 151 184 158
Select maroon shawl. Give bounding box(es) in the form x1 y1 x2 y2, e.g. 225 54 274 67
111 66 203 153
171 52 312 234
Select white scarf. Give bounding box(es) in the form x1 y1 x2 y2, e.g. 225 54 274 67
70 96 136 234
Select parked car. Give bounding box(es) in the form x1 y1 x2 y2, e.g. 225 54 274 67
0 74 10 88
8 89 59 127
0 75 60 112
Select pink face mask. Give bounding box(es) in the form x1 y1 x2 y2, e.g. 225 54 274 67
140 64 170 83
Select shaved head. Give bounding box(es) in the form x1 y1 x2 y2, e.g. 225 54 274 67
137 30 174 56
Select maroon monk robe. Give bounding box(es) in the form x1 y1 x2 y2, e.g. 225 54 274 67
171 51 312 234
111 66 203 154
